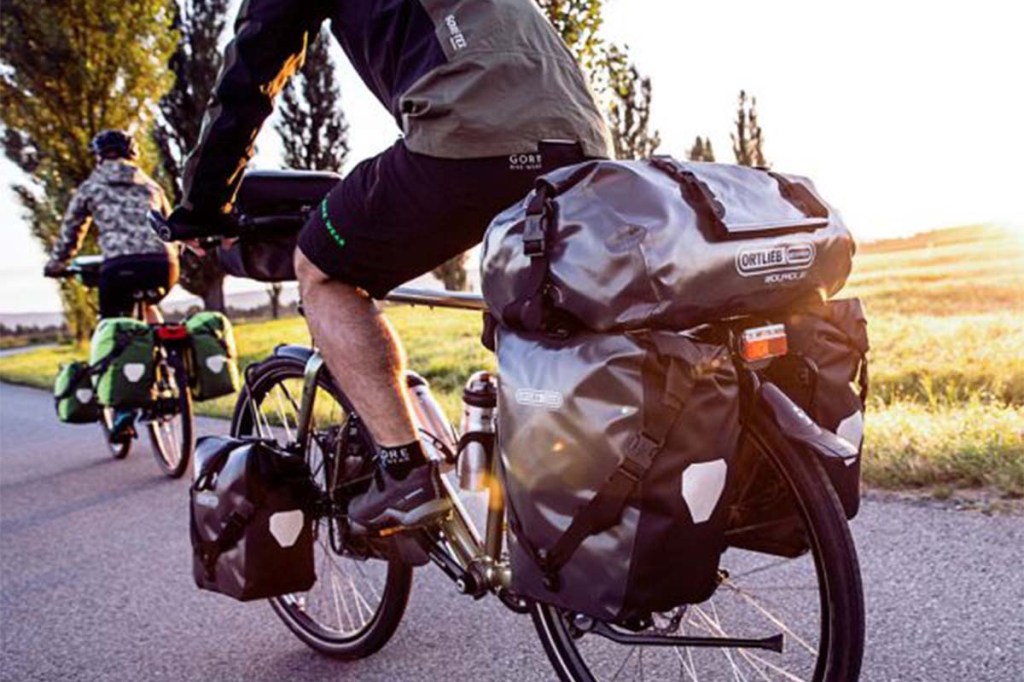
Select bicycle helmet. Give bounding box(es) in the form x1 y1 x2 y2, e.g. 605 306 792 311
89 130 138 160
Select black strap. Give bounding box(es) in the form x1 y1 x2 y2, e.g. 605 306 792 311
192 500 256 581
766 171 830 220
535 335 696 590
503 183 555 331
649 156 728 237
193 438 245 491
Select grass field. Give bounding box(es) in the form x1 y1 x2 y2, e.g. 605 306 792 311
3 225 1021 496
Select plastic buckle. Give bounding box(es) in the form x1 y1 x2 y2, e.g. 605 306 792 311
620 433 661 482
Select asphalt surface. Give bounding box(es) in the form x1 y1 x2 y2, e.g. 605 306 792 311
1 381 1022 681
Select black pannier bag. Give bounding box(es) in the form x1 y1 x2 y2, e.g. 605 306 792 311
482 157 855 333
498 329 741 623
218 170 340 282
189 436 317 601
727 298 868 557
768 297 868 518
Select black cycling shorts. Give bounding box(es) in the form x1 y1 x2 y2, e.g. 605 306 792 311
297 140 587 299
99 253 179 318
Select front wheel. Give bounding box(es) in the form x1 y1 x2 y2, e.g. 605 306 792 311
231 355 412 659
532 405 865 681
146 350 194 478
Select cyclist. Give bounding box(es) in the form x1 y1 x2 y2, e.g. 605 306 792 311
167 0 611 531
45 130 179 442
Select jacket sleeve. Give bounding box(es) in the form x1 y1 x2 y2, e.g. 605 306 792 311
51 185 94 263
181 0 328 214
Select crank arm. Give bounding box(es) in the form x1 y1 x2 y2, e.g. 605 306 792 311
590 621 784 653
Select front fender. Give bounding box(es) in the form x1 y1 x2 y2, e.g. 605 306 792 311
757 382 859 462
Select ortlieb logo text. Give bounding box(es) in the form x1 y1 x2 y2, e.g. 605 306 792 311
515 388 563 409
735 241 816 278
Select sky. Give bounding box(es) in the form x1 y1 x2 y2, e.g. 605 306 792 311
2 0 1022 314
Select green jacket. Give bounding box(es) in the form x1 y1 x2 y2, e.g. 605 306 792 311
182 0 611 214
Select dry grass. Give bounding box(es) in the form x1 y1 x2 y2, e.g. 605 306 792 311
3 224 1022 495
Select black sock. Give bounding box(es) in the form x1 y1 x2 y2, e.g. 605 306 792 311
377 440 427 481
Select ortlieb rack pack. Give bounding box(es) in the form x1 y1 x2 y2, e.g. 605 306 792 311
482 157 855 334
482 156 864 623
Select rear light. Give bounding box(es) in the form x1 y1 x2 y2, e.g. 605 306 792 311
739 324 788 362
156 324 189 341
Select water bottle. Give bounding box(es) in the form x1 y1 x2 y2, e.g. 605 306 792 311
405 371 459 468
458 371 497 491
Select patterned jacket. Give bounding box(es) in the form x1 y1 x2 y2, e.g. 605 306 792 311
51 160 173 263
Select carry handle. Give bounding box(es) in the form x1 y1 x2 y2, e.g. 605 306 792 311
649 157 728 235
649 157 832 239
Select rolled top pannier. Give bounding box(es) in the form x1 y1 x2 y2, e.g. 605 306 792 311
53 361 100 424
482 157 855 333
499 328 741 623
89 318 156 407
185 311 241 401
218 170 341 282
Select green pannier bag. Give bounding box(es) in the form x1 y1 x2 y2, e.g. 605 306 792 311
53 361 100 424
90 318 157 407
186 311 241 401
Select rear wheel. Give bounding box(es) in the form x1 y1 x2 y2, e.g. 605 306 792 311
231 355 412 659
532 406 864 681
146 350 194 478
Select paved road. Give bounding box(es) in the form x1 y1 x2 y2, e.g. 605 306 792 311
1 382 1022 681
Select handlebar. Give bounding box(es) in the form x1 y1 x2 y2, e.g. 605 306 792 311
148 211 306 245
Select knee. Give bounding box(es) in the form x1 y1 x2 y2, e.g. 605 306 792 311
295 249 329 291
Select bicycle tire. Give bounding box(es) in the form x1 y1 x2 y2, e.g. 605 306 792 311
231 355 413 660
531 403 865 682
147 350 194 478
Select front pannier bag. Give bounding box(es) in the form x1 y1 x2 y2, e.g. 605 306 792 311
53 361 100 424
189 436 316 601
498 329 740 623
89 318 156 407
482 157 855 333
185 311 241 401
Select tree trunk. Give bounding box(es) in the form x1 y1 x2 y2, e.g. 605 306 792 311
201 272 226 313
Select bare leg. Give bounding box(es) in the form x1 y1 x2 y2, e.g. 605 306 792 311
295 250 417 448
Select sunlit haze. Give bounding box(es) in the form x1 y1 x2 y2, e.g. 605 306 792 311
2 0 1021 313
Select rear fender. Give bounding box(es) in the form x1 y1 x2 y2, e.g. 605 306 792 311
757 382 859 462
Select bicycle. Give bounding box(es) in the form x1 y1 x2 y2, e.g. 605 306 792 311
51 255 195 478
154 183 864 679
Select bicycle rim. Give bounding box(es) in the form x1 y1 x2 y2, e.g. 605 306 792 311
531 409 864 681
232 357 412 658
147 351 193 478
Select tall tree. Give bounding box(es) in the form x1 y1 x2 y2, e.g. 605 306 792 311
155 0 230 313
688 136 716 162
537 0 660 160
731 90 767 167
1 0 177 342
276 29 350 174
273 27 348 306
604 45 660 159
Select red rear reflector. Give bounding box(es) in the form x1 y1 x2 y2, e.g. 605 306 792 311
156 325 189 341
740 324 788 362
